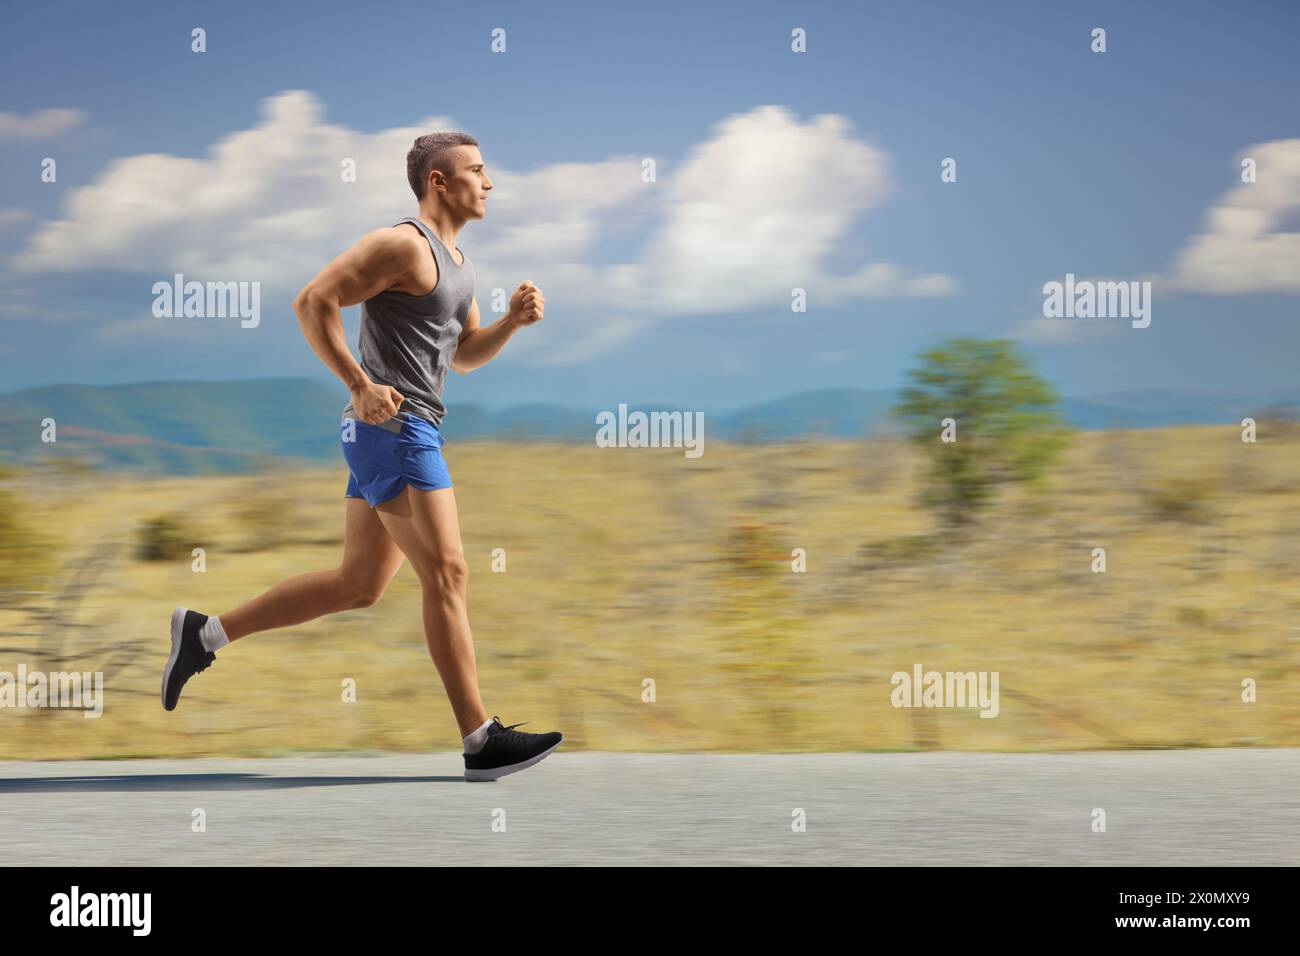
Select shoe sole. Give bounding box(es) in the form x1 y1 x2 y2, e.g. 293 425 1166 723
162 606 186 711
464 737 563 782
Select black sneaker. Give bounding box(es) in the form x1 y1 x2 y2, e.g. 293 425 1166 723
464 716 563 781
162 607 216 711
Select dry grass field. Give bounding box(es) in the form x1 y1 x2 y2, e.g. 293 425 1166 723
2 426 1298 758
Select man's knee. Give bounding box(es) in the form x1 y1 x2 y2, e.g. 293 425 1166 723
341 573 390 609
418 552 469 594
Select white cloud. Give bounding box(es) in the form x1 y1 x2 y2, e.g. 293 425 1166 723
1167 138 1300 294
636 106 956 313
1010 313 1127 345
0 209 34 228
0 108 86 139
10 92 956 364
13 91 436 281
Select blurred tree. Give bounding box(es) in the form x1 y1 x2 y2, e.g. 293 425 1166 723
893 338 1070 527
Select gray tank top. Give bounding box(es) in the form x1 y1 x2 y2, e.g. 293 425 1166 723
345 217 475 428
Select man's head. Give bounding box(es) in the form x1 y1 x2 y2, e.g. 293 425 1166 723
406 132 492 219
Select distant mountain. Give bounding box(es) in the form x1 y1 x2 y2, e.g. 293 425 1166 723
0 379 346 474
716 388 900 441
1065 388 1300 429
1 379 1297 475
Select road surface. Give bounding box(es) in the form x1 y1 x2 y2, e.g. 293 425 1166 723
2 749 1295 865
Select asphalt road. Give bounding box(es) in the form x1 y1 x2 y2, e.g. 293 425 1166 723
1 749 1295 865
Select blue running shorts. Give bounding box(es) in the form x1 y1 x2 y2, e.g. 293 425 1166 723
341 411 452 507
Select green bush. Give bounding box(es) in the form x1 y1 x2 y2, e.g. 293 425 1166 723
1143 478 1216 524
136 514 197 562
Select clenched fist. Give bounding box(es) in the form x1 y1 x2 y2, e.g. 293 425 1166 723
350 379 405 424
509 281 545 327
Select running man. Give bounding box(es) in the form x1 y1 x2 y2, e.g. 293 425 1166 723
163 132 562 782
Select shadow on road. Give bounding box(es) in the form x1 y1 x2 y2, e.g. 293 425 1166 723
0 773 464 792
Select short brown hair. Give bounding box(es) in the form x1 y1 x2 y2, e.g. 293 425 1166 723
406 132 478 201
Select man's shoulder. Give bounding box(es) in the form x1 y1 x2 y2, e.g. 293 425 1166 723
359 224 427 267
371 221 427 247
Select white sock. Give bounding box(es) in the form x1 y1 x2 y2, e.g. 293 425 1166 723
463 718 494 754
199 616 230 652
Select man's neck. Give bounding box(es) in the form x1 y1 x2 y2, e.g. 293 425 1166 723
416 205 465 256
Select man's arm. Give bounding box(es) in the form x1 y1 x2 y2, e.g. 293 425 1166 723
293 228 425 423
452 281 545 372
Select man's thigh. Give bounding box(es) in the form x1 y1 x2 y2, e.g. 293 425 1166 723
374 486 464 570
341 495 405 579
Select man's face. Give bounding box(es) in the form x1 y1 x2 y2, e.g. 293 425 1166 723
431 145 493 219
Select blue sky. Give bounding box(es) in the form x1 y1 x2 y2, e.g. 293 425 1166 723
2 0 1298 410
